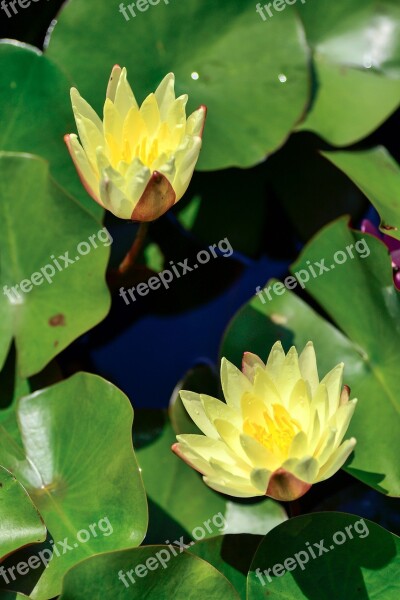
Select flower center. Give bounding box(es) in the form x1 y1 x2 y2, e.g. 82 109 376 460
244 404 301 457
135 137 159 167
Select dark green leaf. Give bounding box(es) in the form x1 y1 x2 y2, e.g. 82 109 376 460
248 513 400 599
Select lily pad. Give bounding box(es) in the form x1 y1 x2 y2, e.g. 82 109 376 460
0 153 111 377
58 547 241 600
0 373 148 600
248 513 400 599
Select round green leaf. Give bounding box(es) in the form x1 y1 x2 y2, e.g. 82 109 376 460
248 513 400 599
0 466 46 561
222 218 400 496
46 0 309 169
0 42 100 217
0 153 111 377
0 373 148 600
297 0 400 144
58 546 241 600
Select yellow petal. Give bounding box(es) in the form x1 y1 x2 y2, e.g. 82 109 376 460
180 391 218 439
253 369 282 407
70 88 103 131
103 98 124 153
124 161 152 210
208 457 252 482
274 346 302 405
140 93 161 137
186 106 207 137
114 66 138 119
299 341 319 394
213 419 250 463
330 399 358 451
201 395 242 430
173 136 202 200
240 433 281 470
265 340 285 375
203 477 262 498
313 426 337 463
123 105 146 155
74 115 104 172
220 357 252 409
321 363 344 417
172 443 216 478
167 95 188 129
241 392 268 423
312 383 330 426
98 171 132 219
64 134 100 204
288 431 309 459
307 409 321 454
176 434 237 465
154 72 176 120
288 379 311 431
315 438 356 482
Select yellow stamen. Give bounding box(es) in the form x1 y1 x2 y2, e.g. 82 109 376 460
244 404 301 456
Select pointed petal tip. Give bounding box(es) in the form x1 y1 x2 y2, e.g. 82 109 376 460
197 105 207 138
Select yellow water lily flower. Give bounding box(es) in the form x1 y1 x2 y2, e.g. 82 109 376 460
172 341 357 501
65 66 206 221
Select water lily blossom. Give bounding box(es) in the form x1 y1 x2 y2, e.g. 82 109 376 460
65 66 206 221
172 341 357 501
